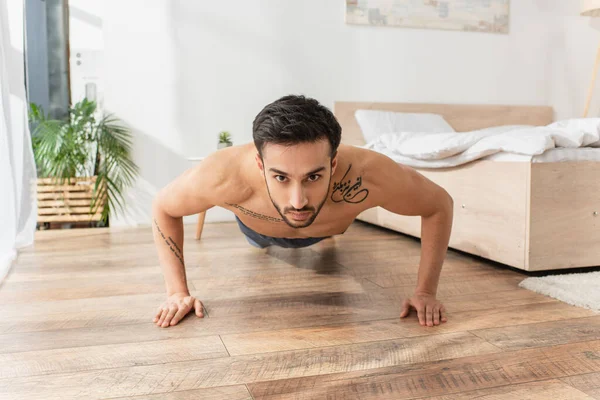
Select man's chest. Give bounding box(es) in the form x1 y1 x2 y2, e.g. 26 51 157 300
221 150 378 239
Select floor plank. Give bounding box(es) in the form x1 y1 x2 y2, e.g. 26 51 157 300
110 385 253 400
0 336 228 379
472 315 600 351
0 300 399 353
561 372 600 399
247 340 600 399
420 379 594 400
220 301 595 356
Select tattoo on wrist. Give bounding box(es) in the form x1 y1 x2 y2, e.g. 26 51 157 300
154 218 184 266
331 164 369 204
225 202 283 222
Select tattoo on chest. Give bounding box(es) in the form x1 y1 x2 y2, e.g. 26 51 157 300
331 164 369 204
225 202 283 222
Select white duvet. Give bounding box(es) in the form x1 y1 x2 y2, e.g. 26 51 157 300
362 118 600 168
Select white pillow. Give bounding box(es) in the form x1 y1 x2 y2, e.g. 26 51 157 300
354 109 455 143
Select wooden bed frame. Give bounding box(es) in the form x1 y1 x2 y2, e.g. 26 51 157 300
335 102 600 272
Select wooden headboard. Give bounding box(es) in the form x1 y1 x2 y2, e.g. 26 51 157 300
334 102 555 146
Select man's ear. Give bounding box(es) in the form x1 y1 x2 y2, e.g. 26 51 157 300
255 152 264 172
331 151 338 175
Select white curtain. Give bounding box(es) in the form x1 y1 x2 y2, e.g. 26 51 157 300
0 0 37 285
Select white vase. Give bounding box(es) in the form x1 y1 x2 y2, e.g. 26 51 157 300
217 142 232 149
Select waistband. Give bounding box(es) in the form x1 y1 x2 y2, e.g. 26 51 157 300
235 215 329 248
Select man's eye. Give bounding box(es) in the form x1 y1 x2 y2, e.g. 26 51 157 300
275 175 287 182
308 175 321 182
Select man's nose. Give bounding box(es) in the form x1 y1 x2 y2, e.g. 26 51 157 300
290 185 308 210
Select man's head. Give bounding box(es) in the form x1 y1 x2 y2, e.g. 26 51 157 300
253 95 342 229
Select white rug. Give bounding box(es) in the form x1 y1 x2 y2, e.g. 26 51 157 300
519 271 600 313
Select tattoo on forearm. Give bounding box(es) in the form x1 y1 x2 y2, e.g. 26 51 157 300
168 237 182 255
331 164 369 204
154 218 184 266
225 202 283 222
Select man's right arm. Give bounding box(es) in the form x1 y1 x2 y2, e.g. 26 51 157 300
151 152 232 327
152 152 231 292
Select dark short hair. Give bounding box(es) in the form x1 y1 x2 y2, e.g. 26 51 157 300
252 95 341 158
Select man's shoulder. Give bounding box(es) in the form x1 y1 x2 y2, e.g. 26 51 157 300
338 144 399 179
193 144 254 204
331 145 393 208
339 144 419 205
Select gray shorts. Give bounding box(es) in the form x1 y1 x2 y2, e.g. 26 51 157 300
235 215 329 248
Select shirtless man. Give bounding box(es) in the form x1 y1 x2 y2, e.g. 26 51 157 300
152 95 453 329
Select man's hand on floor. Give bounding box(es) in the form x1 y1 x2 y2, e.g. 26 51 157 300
153 292 205 328
400 292 447 327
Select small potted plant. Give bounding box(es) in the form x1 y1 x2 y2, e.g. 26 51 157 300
217 131 233 149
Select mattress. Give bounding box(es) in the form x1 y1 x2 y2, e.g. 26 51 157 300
483 147 600 163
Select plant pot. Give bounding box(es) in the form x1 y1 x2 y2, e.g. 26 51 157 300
217 142 232 149
36 176 107 223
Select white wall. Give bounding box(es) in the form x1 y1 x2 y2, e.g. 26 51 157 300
68 0 600 226
545 1 600 120
69 0 104 105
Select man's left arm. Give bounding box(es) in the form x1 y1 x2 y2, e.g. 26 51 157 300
367 152 454 327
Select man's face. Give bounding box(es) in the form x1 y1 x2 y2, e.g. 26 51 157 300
256 140 337 229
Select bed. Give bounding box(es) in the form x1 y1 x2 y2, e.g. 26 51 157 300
335 102 600 272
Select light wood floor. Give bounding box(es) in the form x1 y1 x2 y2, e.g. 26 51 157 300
1 220 600 400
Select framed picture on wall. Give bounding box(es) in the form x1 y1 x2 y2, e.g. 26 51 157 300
345 0 510 34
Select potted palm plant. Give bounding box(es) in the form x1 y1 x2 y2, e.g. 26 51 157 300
217 130 233 149
30 99 139 227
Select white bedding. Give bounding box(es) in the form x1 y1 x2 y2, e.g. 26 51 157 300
362 118 600 168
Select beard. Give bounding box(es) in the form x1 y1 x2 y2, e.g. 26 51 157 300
263 173 331 229
272 193 328 228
